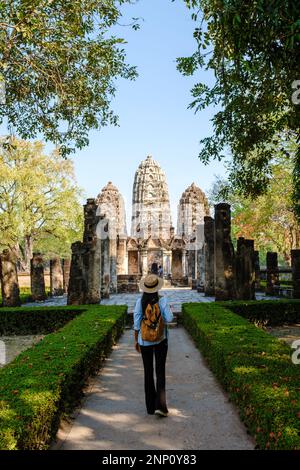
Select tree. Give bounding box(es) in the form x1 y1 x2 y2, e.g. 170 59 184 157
0 137 83 269
208 143 300 264
0 1 137 155
177 1 300 216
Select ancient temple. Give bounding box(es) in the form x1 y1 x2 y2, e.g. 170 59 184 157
96 182 127 238
68 155 210 301
97 156 209 291
177 183 210 238
131 155 172 239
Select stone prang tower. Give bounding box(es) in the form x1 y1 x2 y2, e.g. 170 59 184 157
131 155 172 240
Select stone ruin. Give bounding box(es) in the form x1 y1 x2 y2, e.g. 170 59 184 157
0 249 21 307
65 155 300 304
0 154 287 307
66 155 211 303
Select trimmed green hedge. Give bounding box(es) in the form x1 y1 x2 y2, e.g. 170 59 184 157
222 299 300 326
0 307 83 335
0 305 127 450
182 302 300 450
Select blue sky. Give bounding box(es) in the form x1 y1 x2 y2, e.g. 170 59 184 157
73 0 227 228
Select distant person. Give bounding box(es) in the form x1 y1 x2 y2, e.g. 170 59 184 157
150 262 158 275
133 274 173 417
158 265 163 278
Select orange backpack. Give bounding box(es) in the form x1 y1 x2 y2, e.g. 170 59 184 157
141 302 164 342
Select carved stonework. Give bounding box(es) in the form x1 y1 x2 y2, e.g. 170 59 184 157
96 181 127 238
131 155 172 239
204 216 215 296
214 203 236 301
62 258 71 294
235 238 255 300
50 257 64 296
73 156 214 294
68 199 101 305
96 183 127 288
177 183 209 238
31 253 47 301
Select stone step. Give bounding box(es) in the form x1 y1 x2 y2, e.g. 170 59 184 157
163 280 172 288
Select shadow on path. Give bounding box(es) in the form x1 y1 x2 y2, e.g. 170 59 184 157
53 327 254 450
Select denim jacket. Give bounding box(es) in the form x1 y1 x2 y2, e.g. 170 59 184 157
133 296 174 346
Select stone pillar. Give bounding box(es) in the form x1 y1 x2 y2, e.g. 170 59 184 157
0 249 21 307
117 237 127 275
31 253 47 301
182 250 187 277
67 242 87 305
141 250 148 277
197 246 205 290
101 219 110 299
235 238 255 300
254 251 261 290
68 198 101 305
162 250 172 277
196 224 205 289
84 199 101 304
204 216 215 296
50 257 64 296
266 252 279 295
187 247 196 279
62 258 71 294
214 203 236 301
110 235 117 293
86 238 101 304
291 250 300 299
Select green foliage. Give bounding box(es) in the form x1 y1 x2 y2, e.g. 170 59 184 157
0 137 84 265
208 146 300 262
178 1 300 216
182 301 300 450
220 299 300 327
0 304 126 450
0 307 83 335
0 1 137 155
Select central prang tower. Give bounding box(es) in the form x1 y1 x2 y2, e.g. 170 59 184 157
131 155 172 240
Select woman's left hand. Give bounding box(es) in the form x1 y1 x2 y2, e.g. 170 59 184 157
135 342 141 353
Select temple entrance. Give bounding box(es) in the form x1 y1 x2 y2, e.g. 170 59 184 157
171 249 183 279
128 251 139 275
147 250 163 274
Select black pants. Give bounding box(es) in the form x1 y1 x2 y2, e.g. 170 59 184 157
140 339 168 414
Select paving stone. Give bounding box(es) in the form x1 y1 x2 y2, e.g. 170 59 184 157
53 327 254 450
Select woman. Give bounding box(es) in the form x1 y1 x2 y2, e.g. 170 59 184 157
133 273 173 417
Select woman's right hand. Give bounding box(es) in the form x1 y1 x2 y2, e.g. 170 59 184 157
135 342 141 353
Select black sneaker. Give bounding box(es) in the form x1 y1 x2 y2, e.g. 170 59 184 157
154 409 168 417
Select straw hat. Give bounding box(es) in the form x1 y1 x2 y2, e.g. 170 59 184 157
139 274 164 293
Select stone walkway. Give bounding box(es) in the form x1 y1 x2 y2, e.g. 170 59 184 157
26 287 277 450
24 288 271 312
267 324 300 346
25 288 214 312
53 327 254 450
